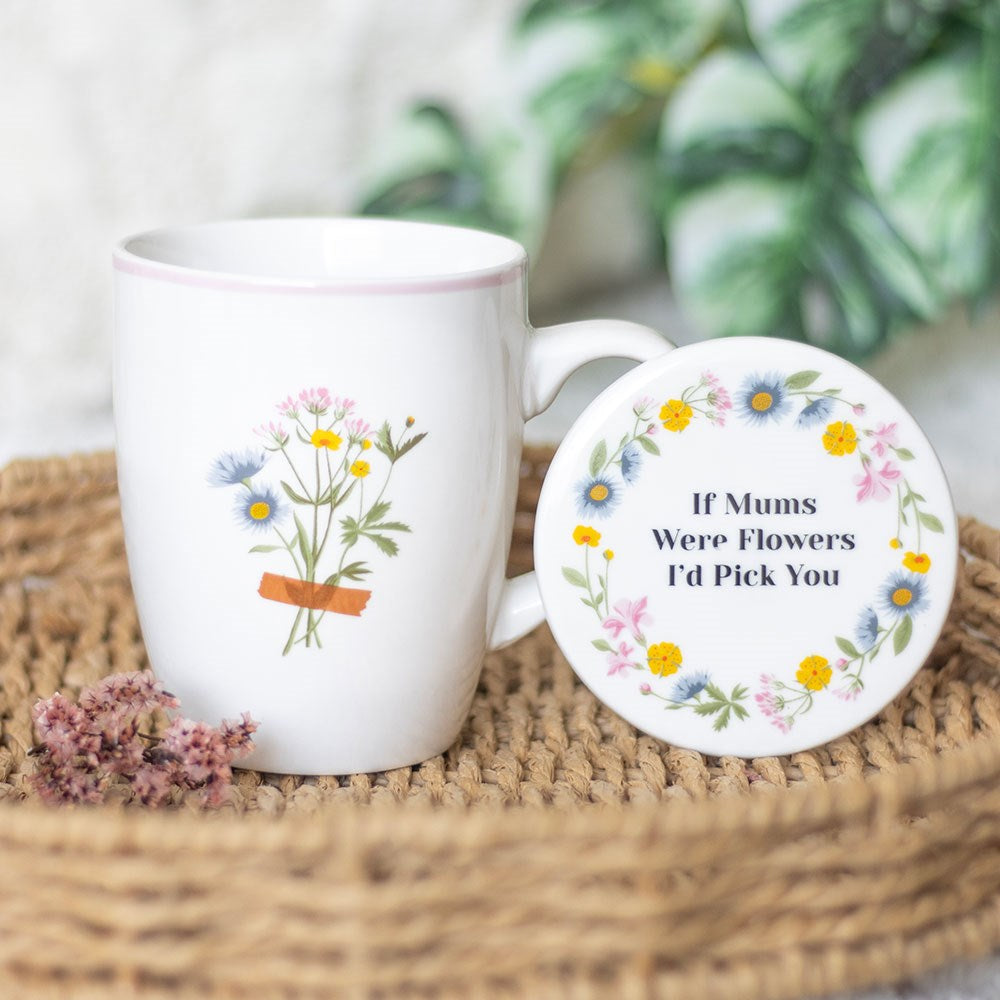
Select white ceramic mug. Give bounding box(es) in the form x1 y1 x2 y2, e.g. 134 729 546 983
113 218 669 774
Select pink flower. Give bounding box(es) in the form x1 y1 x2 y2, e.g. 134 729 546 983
835 686 861 702
701 370 720 388
80 670 179 717
646 422 658 436
836 658 848 670
345 417 371 441
770 716 791 734
606 641 635 677
852 404 866 416
219 712 259 759
633 396 655 419
709 385 732 411
276 395 300 418
332 395 356 417
639 683 652 695
602 597 650 643
299 387 332 415
31 693 100 763
254 421 289 447
868 422 898 458
854 460 901 503
754 690 778 717
31 758 103 805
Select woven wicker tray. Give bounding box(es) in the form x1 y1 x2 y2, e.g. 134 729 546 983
2 449 1000 999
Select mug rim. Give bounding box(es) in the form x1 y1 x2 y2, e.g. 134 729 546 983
113 216 528 295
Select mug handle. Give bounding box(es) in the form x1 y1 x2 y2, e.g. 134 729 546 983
489 319 676 649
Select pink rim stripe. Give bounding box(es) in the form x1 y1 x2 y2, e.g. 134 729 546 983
113 252 526 295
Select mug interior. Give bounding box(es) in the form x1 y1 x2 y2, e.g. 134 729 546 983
116 218 526 287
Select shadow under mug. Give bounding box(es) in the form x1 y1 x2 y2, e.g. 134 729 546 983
113 217 671 774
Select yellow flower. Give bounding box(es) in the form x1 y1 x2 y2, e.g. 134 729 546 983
660 400 693 433
647 642 682 677
889 537 902 549
603 549 614 561
572 525 601 547
249 501 271 521
822 421 858 456
361 439 372 450
903 551 931 574
796 655 832 691
406 416 415 427
350 460 370 478
311 429 342 450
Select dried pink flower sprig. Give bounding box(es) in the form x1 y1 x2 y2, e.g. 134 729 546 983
29 670 258 808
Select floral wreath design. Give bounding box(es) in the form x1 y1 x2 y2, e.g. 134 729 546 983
209 387 425 656
563 369 946 736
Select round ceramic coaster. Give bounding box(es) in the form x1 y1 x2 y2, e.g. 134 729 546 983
534 337 958 757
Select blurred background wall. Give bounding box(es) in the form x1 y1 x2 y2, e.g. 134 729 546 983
1 0 998 521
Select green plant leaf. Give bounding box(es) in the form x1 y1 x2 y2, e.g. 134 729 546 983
893 614 913 655
918 511 945 533
835 636 860 659
395 432 427 461
374 422 395 460
589 440 607 478
784 370 820 390
293 514 314 577
281 482 312 505
340 515 361 547
325 561 372 585
296 428 312 445
365 532 400 557
562 566 588 588
637 435 660 455
712 706 732 731
364 501 392 526
591 638 613 652
248 544 283 554
371 520 411 534
893 447 915 461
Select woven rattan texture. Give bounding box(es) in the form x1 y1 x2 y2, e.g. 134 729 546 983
1 449 1000 999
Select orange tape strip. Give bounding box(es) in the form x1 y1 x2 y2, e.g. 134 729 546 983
257 573 371 616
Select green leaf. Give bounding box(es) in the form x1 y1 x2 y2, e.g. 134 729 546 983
893 447 915 461
371 520 411 534
703 682 727 703
281 481 312 505
835 636 861 659
589 440 607 478
731 684 749 702
637 435 660 455
693 701 724 717
893 614 913 656
364 532 400 557
374 421 395 460
901 493 913 508
296 428 312 445
248 544 283 554
918 511 945 533
364 501 392 526
293 514 314 577
712 706 732 732
784 370 821 390
732 703 750 721
395 431 427 461
562 566 588 588
324 561 372 585
591 639 613 653
340 515 361 546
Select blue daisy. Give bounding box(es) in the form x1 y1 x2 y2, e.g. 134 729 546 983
796 397 834 428
855 606 879 651
620 443 642 485
737 373 789 425
576 475 620 518
234 483 286 532
209 449 268 487
672 671 710 702
878 572 928 620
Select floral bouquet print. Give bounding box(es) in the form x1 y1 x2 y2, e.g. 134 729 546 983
209 387 425 655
